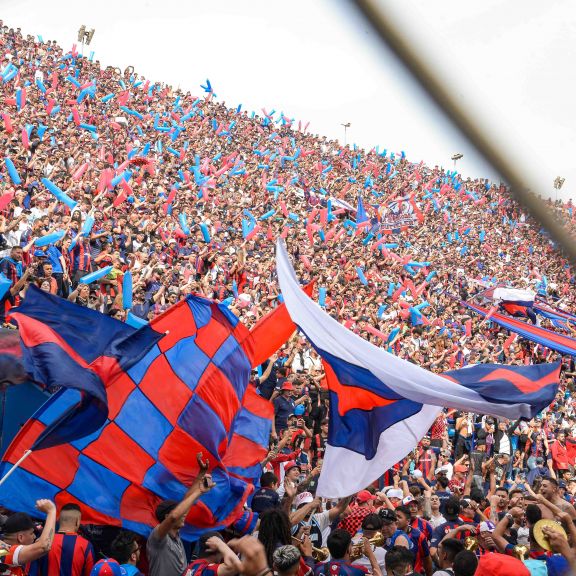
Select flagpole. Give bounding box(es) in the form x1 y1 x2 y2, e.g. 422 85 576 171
0 450 32 487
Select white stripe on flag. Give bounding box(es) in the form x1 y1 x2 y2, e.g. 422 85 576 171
318 405 441 497
276 240 537 420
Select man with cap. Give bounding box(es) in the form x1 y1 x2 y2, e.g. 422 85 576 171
147 453 214 576
182 532 242 576
351 514 386 575
338 491 377 537
448 465 468 495
277 461 301 499
272 382 297 439
378 510 412 552
1 499 57 575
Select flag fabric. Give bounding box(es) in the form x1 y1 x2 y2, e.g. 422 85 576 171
463 300 576 357
356 194 368 223
246 282 314 368
11 286 162 449
276 240 560 497
475 286 537 323
0 293 271 540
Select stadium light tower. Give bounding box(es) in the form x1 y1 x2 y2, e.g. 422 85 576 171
341 122 351 146
553 176 565 203
451 152 463 171
77 25 95 57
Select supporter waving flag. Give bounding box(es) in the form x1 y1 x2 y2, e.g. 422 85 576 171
276 240 560 497
0 292 272 540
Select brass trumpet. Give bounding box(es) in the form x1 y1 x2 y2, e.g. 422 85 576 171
512 544 529 560
291 537 330 561
464 536 478 552
349 533 386 560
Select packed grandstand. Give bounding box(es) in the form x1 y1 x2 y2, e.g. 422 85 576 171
0 20 576 576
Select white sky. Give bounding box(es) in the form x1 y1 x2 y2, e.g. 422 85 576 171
2 0 574 200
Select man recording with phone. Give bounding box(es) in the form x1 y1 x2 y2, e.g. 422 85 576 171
147 453 215 576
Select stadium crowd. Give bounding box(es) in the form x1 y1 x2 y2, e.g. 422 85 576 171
1 21 576 576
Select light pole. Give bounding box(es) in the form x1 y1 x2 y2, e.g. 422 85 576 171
451 152 463 171
553 176 565 203
77 25 95 58
341 122 351 146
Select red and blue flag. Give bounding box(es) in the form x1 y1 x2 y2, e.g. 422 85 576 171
463 300 576 357
276 240 560 497
0 289 272 540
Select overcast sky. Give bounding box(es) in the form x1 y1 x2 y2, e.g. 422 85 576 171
2 0 574 200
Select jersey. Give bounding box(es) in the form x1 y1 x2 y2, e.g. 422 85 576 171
30 532 95 576
411 517 433 541
313 560 368 576
0 545 26 576
405 526 430 574
183 559 221 576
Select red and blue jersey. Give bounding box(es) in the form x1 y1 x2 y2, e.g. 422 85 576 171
29 533 95 576
406 526 430 574
183 559 221 576
313 560 368 576
410 516 432 541
70 240 91 272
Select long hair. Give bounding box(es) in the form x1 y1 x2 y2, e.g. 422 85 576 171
258 509 292 568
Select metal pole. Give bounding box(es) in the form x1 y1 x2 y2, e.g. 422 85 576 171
0 450 32 487
350 0 576 265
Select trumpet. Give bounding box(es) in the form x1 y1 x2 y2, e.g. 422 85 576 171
291 537 330 561
349 533 386 560
464 536 478 552
512 544 529 560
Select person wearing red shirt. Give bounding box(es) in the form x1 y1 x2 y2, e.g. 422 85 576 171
549 430 573 475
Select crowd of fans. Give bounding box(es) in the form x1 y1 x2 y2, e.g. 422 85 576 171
1 20 576 576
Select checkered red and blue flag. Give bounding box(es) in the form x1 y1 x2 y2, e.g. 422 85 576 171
0 287 272 539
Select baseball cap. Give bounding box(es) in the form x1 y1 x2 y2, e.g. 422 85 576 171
474 552 529 576
386 488 403 500
378 509 397 524
90 559 126 576
402 495 414 505
356 490 375 503
281 382 294 391
479 521 495 533
2 512 34 535
294 492 314 508
284 461 300 474
294 405 305 416
454 464 468 474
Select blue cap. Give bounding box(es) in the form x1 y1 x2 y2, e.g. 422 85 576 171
294 405 305 416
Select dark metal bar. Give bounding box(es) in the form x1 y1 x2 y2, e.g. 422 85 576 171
351 0 576 265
